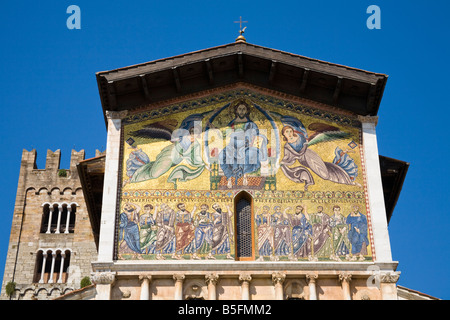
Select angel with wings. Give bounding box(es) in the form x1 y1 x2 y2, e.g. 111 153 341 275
123 111 213 188
274 114 360 190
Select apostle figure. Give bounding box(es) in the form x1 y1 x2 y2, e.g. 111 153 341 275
255 206 274 261
291 205 312 259
194 204 214 259
139 204 158 255
329 205 350 261
154 204 177 260
119 203 142 258
346 205 368 261
210 203 234 259
174 203 198 259
271 206 293 260
307 206 333 261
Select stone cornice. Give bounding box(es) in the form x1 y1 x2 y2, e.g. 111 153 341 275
91 261 399 278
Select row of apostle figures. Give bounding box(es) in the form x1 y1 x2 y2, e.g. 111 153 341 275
118 202 234 260
119 201 369 262
256 204 369 261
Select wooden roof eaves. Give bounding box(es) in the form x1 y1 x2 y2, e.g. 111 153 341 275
97 42 386 84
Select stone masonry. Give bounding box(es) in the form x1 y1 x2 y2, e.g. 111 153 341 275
0 149 98 300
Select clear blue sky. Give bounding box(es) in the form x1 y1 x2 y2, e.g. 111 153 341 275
1 0 449 299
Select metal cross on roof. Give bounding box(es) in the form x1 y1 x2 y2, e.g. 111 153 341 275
234 16 248 35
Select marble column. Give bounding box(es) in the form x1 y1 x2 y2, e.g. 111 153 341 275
64 206 72 234
239 273 252 300
57 252 66 283
38 252 47 283
139 275 152 300
92 271 116 300
272 272 286 300
173 274 185 300
55 205 63 234
48 252 56 283
205 273 219 300
46 207 54 234
339 273 352 300
306 273 318 300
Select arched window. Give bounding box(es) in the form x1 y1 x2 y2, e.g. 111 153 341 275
59 205 68 233
33 250 45 283
40 204 51 233
40 203 77 234
235 191 254 260
59 204 76 233
40 204 59 234
67 204 76 233
50 204 59 233
33 249 71 284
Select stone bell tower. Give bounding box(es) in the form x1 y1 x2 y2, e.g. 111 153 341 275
0 149 98 300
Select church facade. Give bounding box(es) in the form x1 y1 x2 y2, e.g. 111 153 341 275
2 40 427 300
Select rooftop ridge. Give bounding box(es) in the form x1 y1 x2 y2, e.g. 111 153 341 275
96 42 387 78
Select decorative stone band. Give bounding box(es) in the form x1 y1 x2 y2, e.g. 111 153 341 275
91 271 116 285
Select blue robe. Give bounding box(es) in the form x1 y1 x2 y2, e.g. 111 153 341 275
271 213 292 256
291 213 312 257
332 147 358 181
119 212 142 254
126 148 150 178
219 118 267 184
346 213 368 254
194 212 213 254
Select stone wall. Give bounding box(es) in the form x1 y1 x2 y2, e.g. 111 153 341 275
0 149 98 300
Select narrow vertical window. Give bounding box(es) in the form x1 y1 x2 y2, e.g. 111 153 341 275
40 204 50 233
235 192 253 260
68 204 76 233
33 250 44 283
59 206 68 234
50 204 59 233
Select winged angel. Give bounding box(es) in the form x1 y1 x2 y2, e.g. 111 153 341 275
123 111 213 188
271 113 360 191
